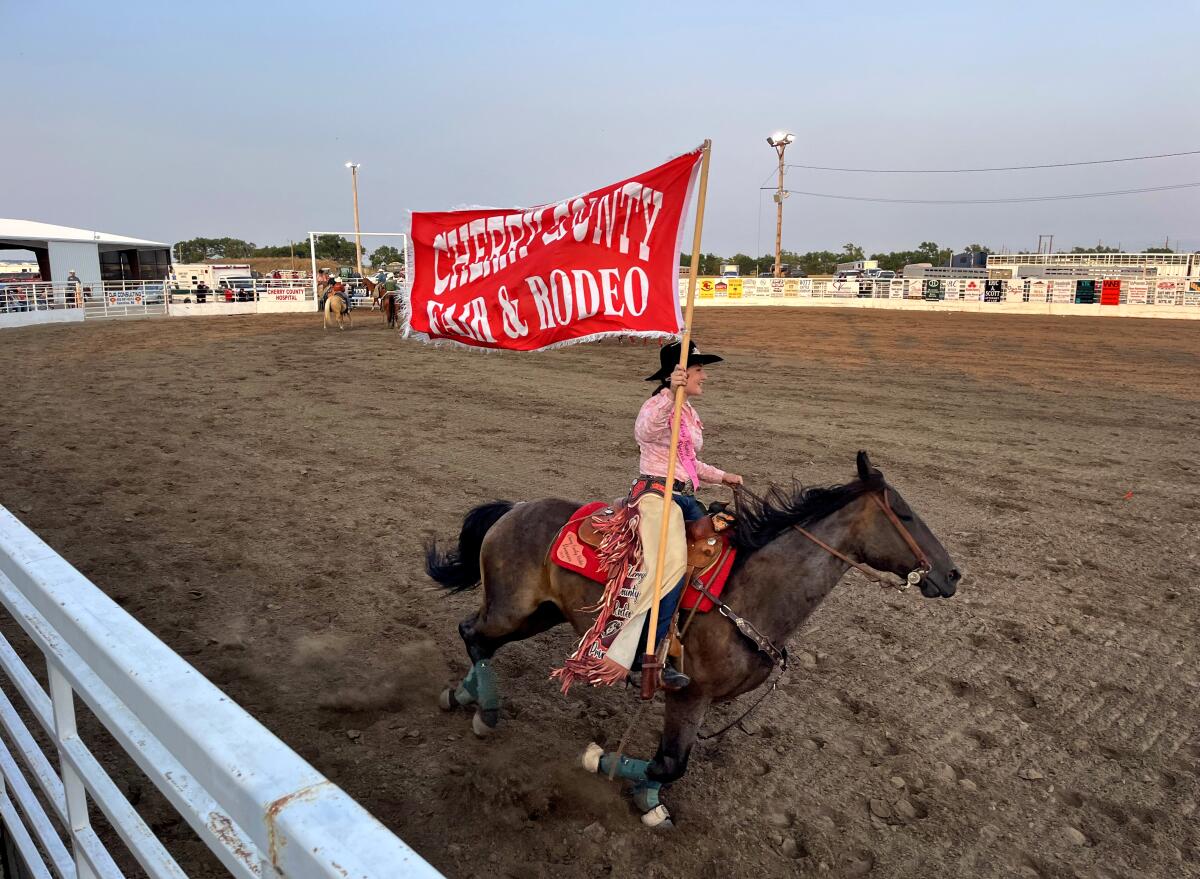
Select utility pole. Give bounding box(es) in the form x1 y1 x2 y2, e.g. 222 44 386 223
346 162 363 277
767 132 795 278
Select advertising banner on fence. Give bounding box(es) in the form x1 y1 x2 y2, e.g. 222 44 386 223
262 287 307 302
1126 280 1150 304
107 289 146 306
406 148 702 350
1049 280 1075 303
1027 279 1048 303
1154 280 1181 305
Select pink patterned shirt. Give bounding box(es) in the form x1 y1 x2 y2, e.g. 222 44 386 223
634 389 726 488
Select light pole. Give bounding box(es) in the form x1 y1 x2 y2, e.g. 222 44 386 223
766 131 795 278
345 162 363 277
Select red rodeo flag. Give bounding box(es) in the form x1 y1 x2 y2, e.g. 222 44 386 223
405 147 703 350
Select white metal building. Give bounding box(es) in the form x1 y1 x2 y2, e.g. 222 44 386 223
985 251 1198 280
0 219 171 285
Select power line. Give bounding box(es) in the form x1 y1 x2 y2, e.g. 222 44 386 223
784 148 1200 174
758 181 1200 204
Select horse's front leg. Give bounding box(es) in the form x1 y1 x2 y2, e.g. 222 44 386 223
581 689 710 828
640 689 710 826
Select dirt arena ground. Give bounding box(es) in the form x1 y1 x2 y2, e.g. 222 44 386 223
1 307 1198 879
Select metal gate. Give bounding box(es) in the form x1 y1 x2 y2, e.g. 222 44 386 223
82 282 168 319
0 504 442 878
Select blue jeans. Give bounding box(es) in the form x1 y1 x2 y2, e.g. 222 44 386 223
644 493 707 647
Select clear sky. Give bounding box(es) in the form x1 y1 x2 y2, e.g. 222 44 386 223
5 0 1199 256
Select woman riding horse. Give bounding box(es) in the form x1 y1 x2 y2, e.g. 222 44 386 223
553 340 742 693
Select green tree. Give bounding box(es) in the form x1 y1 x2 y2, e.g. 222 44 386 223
679 252 724 275
309 234 359 263
724 254 763 274
173 237 257 262
916 241 942 263
1070 244 1120 254
840 242 865 261
789 250 842 275
1144 246 1174 254
370 245 405 267
252 240 308 258
869 249 924 272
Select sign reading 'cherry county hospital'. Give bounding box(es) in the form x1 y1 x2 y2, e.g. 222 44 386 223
406 149 702 350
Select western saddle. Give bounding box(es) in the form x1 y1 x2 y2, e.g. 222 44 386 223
578 503 735 573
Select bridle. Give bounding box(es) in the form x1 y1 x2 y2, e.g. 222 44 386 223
687 483 932 741
735 484 932 592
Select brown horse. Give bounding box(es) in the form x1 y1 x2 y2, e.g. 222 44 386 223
425 451 961 826
361 276 399 328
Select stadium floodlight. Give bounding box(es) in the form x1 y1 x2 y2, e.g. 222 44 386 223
345 161 360 169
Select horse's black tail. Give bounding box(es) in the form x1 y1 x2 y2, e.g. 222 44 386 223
425 501 515 593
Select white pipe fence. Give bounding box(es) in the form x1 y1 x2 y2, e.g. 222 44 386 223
166 278 315 305
677 276 1200 307
0 282 169 320
0 504 442 879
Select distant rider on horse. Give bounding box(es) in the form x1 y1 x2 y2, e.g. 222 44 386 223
318 270 352 313
554 340 742 692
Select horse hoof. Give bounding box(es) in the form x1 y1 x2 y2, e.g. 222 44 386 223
471 709 496 738
438 687 458 712
641 805 673 829
581 742 604 774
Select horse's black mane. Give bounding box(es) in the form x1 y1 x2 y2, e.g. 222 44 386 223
732 474 883 555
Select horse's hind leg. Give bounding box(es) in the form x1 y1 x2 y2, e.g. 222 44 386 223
443 572 565 737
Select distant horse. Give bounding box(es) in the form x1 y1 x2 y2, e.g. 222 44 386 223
425 452 961 827
363 276 399 328
323 289 352 330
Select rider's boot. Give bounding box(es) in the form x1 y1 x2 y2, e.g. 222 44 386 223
660 660 690 692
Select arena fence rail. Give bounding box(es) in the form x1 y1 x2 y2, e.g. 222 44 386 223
677 275 1200 318
0 504 443 879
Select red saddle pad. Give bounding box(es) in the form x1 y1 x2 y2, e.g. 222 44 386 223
549 502 738 613
549 502 610 583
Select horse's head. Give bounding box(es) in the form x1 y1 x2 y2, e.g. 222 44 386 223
853 451 961 599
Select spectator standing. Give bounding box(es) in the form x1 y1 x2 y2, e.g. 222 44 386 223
65 270 83 308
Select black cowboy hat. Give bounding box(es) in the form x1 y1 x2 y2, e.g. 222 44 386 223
645 340 723 382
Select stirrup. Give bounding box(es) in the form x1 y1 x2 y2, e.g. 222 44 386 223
661 666 690 692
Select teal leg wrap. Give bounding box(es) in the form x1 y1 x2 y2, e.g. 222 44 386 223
474 659 500 712
632 781 663 813
599 752 650 782
454 663 479 706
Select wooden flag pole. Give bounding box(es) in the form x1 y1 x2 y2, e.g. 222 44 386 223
641 139 712 699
